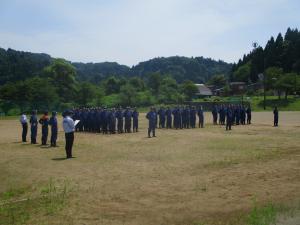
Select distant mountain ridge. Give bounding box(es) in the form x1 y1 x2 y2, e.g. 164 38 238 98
0 47 232 85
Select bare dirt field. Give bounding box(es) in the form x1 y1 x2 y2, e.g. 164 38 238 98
0 112 300 225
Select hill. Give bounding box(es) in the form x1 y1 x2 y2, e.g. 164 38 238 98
132 56 232 83
0 48 232 85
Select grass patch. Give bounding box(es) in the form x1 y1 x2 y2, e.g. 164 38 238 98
246 202 277 225
0 179 72 225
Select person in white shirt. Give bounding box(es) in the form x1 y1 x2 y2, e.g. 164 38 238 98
20 112 28 142
63 110 75 158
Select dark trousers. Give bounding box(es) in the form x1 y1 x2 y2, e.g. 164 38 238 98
133 119 138 132
148 127 155 137
41 127 48 145
226 119 232 130
51 128 57 146
199 118 204 128
274 118 278 127
65 132 74 158
22 123 28 142
31 126 37 144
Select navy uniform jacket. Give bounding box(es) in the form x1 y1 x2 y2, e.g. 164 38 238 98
49 116 58 132
146 111 156 128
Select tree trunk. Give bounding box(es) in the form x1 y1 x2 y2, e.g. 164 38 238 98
285 89 288 100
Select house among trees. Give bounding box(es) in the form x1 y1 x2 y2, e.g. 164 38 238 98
195 84 213 97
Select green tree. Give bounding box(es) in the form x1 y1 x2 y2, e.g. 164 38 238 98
147 73 162 94
76 82 98 106
232 63 251 82
104 76 121 95
129 77 145 91
180 80 198 101
119 83 137 106
43 59 77 103
207 74 227 87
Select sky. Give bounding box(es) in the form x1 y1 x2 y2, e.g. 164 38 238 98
0 0 299 66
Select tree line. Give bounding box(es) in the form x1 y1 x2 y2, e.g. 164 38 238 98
0 59 199 114
231 27 300 99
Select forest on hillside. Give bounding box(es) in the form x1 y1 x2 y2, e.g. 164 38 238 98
0 48 231 114
231 28 300 98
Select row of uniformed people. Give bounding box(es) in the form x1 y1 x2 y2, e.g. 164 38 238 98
72 107 139 134
212 104 252 126
154 106 205 129
19 111 58 146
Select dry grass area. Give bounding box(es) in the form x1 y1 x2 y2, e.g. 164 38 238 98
0 112 300 225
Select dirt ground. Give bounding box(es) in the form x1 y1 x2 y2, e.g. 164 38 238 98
0 112 300 225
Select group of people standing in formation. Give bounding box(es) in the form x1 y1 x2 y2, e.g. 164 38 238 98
72 107 139 134
19 103 280 158
145 104 252 137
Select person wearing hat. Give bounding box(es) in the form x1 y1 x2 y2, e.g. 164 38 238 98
29 110 38 144
19 112 28 142
49 111 58 147
39 111 49 145
62 110 75 158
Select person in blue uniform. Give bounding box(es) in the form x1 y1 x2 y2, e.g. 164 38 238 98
273 106 279 127
39 111 49 145
197 106 204 128
49 111 58 147
146 107 156 138
116 107 124 133
166 107 172 129
29 110 38 144
158 107 166 128
212 105 218 125
246 106 252 124
240 105 246 125
101 108 108 134
124 107 132 133
226 105 233 131
132 107 139 132
190 106 196 128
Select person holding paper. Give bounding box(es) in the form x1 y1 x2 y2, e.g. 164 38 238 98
63 110 75 159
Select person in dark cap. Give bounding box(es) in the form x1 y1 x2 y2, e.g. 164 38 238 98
29 110 38 144
39 111 49 145
49 111 58 147
62 110 75 158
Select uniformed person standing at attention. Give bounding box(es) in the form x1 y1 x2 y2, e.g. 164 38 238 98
197 106 204 128
132 107 139 132
146 107 157 138
273 106 279 127
20 112 28 142
49 111 58 147
39 111 49 145
29 110 38 144
63 110 75 159
226 105 233 131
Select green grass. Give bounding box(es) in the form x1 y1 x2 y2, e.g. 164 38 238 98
0 179 72 225
246 202 277 225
